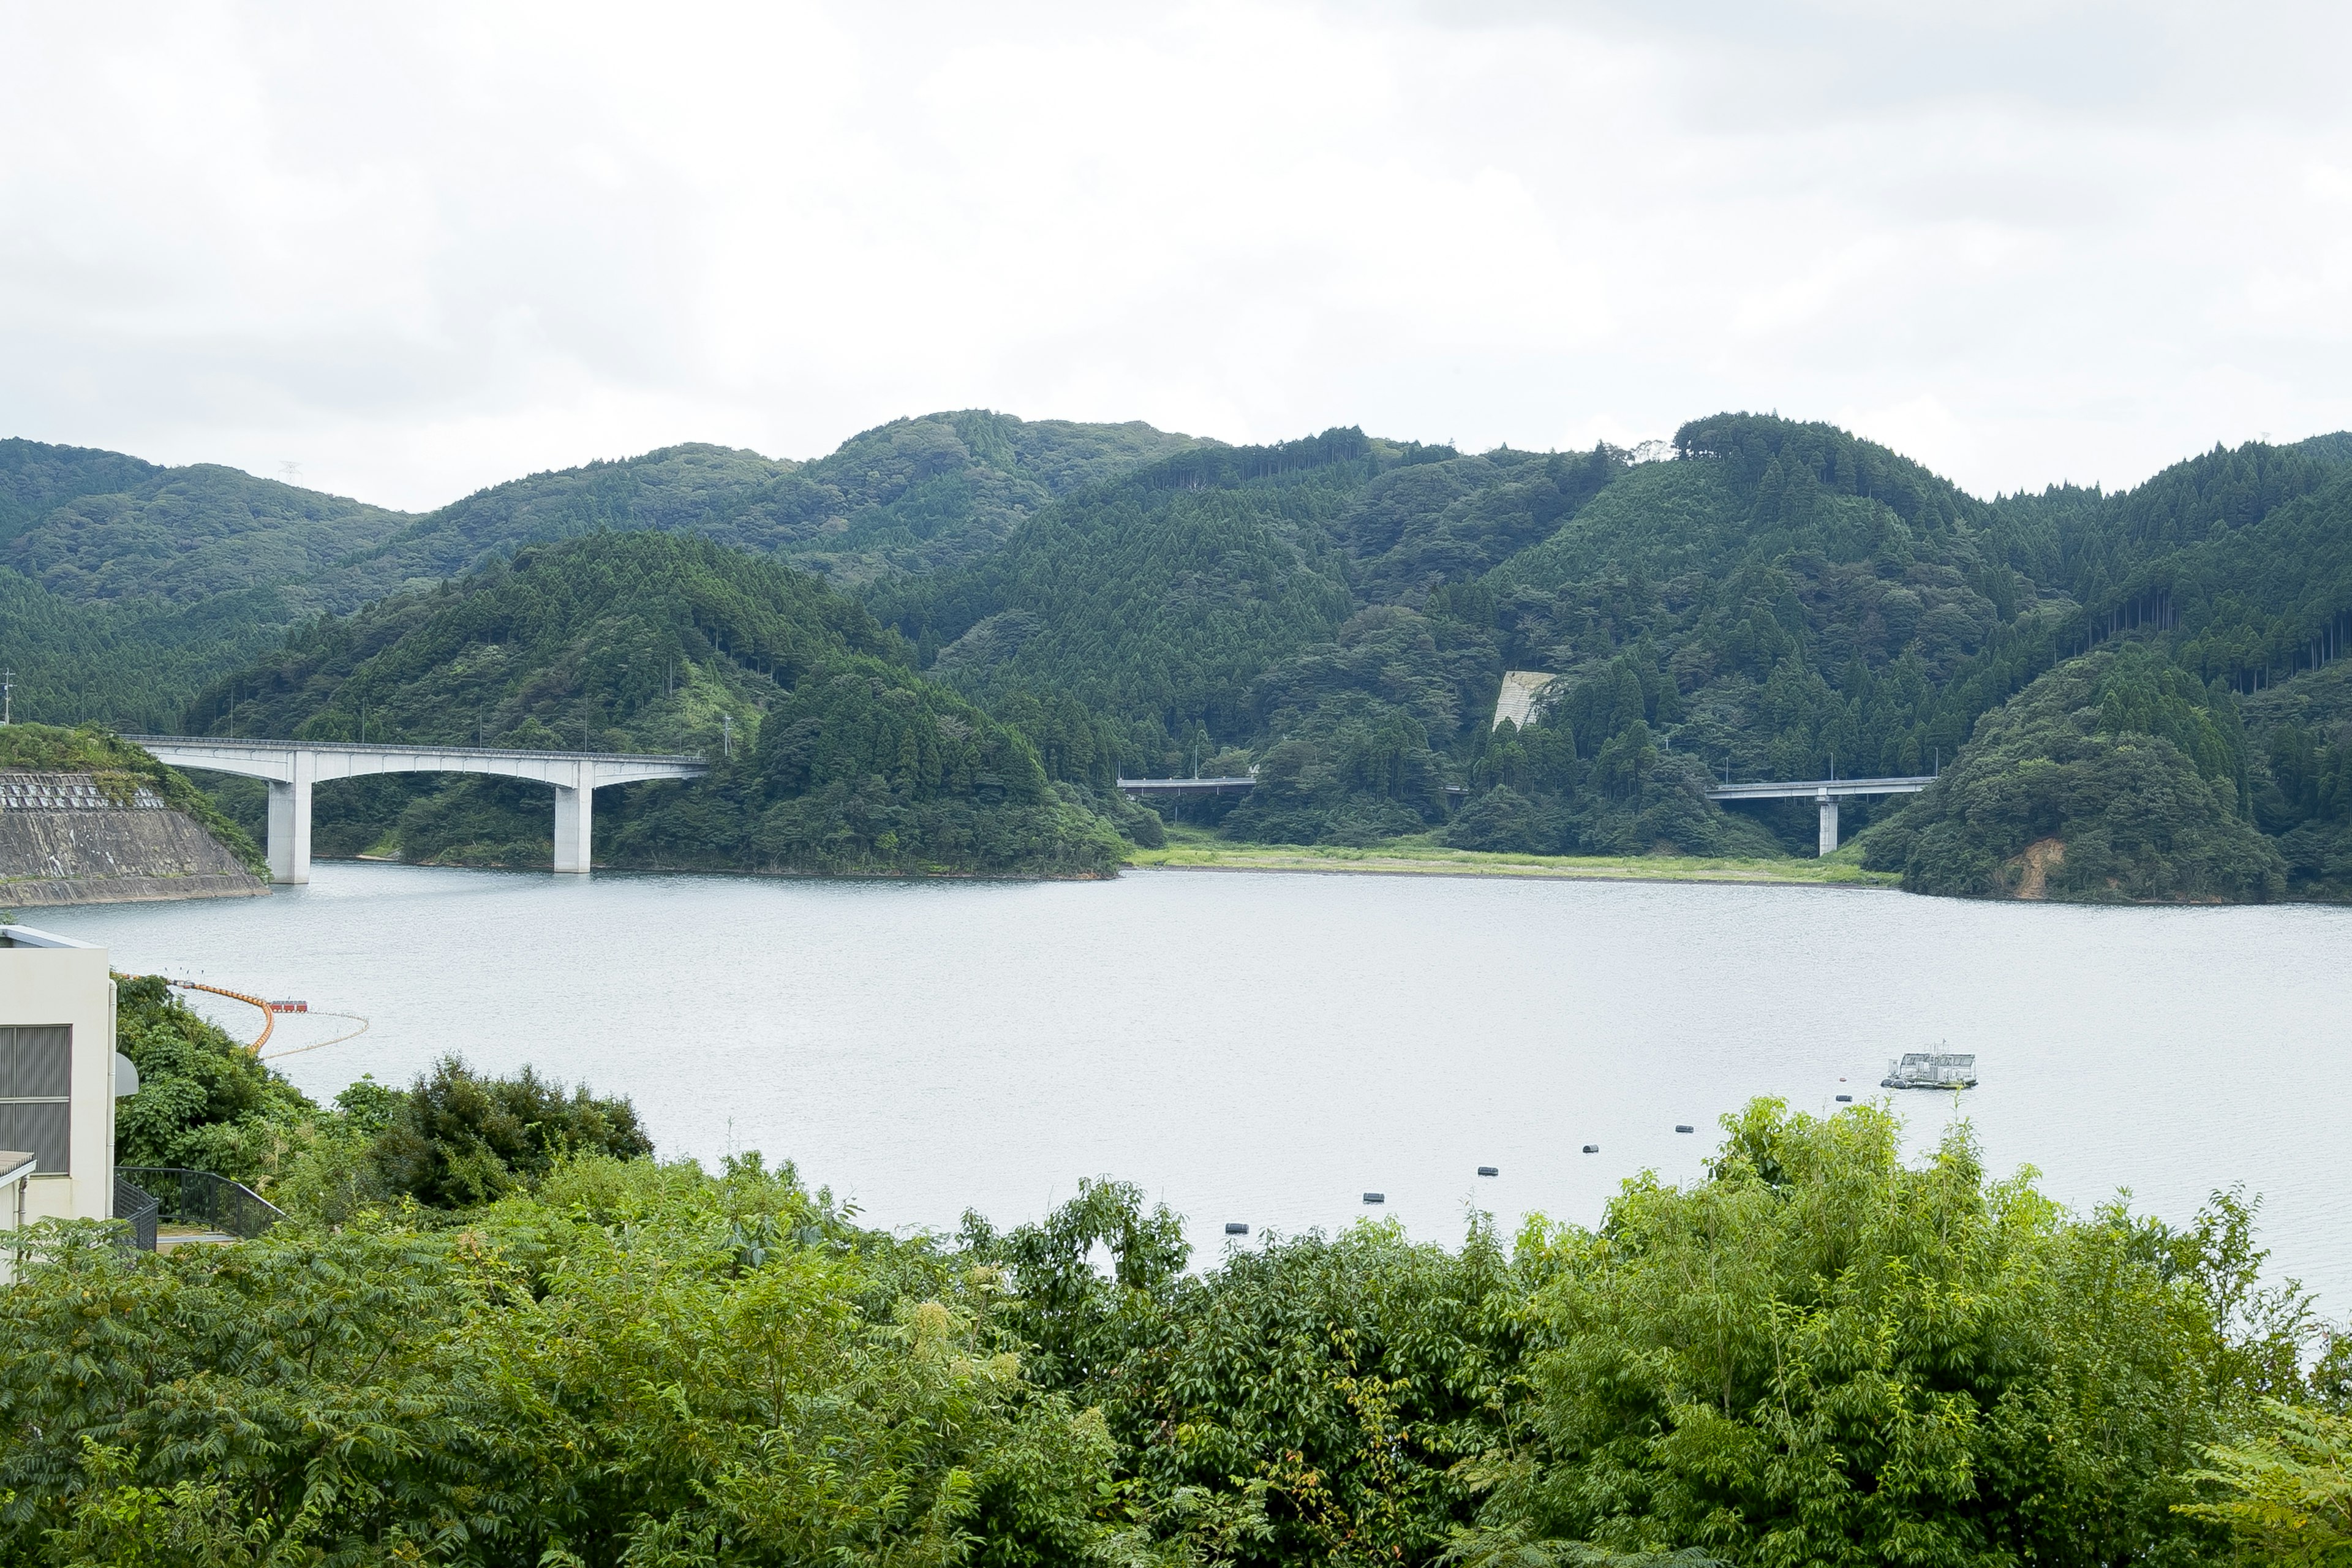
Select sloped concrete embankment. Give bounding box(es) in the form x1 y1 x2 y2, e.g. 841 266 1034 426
0 771 266 907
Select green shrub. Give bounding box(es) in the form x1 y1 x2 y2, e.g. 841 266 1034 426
111 974 313 1188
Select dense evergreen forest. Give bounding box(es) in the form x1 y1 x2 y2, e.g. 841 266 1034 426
5 990 2346 1566
6 410 2351 899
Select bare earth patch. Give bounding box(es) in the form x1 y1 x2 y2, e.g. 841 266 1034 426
2010 837 2067 899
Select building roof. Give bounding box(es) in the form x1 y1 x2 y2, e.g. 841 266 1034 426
0 1152 35 1186
0 924 99 949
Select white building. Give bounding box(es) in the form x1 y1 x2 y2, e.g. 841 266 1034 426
1 923 129 1275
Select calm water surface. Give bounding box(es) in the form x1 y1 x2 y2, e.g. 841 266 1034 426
48 864 2352 1310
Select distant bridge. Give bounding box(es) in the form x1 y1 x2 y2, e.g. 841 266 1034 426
1117 776 1470 802
125 737 706 883
1116 772 1931 852
1116 776 1259 800
1707 775 1936 854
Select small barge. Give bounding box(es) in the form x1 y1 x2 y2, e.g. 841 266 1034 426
1881 1050 1977 1090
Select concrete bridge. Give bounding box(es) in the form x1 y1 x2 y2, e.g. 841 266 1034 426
1707 775 1936 854
123 736 707 883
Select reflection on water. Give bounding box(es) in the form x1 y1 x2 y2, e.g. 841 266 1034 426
51 862 2352 1311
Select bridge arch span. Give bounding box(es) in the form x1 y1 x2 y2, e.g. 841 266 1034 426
124 737 707 883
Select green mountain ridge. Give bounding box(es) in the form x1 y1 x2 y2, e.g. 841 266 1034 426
0 412 1207 726
10 411 2352 898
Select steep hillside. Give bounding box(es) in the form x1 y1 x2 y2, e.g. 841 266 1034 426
0 567 292 733
185 532 1128 877
0 438 167 543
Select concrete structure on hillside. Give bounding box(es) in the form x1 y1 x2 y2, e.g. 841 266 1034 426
0 924 131 1276
0 771 265 907
1707 775 1936 854
124 737 707 883
1492 671 1558 729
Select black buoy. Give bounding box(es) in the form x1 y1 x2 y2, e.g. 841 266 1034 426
1675 1125 1694 1134
1581 1144 1599 1154
1477 1165 1499 1177
1836 1094 1853 1102
1362 1191 1384 1204
1224 1223 1248 1235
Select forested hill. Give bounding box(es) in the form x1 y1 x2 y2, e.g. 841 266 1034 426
187 532 1132 877
865 414 2352 891
17 407 2352 897
334 410 1206 600
874 417 2040 850
0 412 1204 725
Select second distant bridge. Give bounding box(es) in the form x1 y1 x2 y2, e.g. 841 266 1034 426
125 737 706 883
1120 772 1936 854
1707 775 1936 854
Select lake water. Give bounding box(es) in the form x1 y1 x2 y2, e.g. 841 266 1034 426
40 863 2352 1313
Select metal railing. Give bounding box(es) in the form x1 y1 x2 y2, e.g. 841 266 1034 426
117 1167 286 1242
112 1175 159 1252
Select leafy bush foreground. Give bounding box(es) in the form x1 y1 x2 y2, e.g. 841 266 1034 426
7 1059 2350 1567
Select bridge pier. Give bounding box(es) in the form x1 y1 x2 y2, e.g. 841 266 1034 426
552 763 592 874
265 752 315 885
1816 791 1839 857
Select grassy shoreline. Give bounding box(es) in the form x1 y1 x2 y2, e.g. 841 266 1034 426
1126 829 1899 888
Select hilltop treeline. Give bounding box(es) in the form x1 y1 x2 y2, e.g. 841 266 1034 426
4 1084 2344 1566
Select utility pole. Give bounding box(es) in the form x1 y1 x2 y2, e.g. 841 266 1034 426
722 714 734 759
0 669 13 725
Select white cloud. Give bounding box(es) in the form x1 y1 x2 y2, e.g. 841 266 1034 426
2 0 2350 510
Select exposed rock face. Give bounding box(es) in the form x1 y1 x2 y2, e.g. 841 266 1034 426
0 771 266 906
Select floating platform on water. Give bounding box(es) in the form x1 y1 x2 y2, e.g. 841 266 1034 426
1882 1050 1977 1090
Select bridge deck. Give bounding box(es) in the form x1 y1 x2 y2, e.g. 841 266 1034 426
1706 775 1934 801
1116 776 1258 797
122 735 703 767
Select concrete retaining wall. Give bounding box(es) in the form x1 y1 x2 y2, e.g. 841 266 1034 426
1493 670 1558 729
0 771 266 907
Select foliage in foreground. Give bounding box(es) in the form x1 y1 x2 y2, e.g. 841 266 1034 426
2181 1398 2352 1564
3 1099 2338 1567
111 975 312 1187
0 1157 1105 1567
110 1001 650 1221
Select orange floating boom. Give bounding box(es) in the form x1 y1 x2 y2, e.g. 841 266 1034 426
164 978 274 1054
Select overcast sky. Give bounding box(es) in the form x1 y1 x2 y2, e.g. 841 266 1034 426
6 1 2351 512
